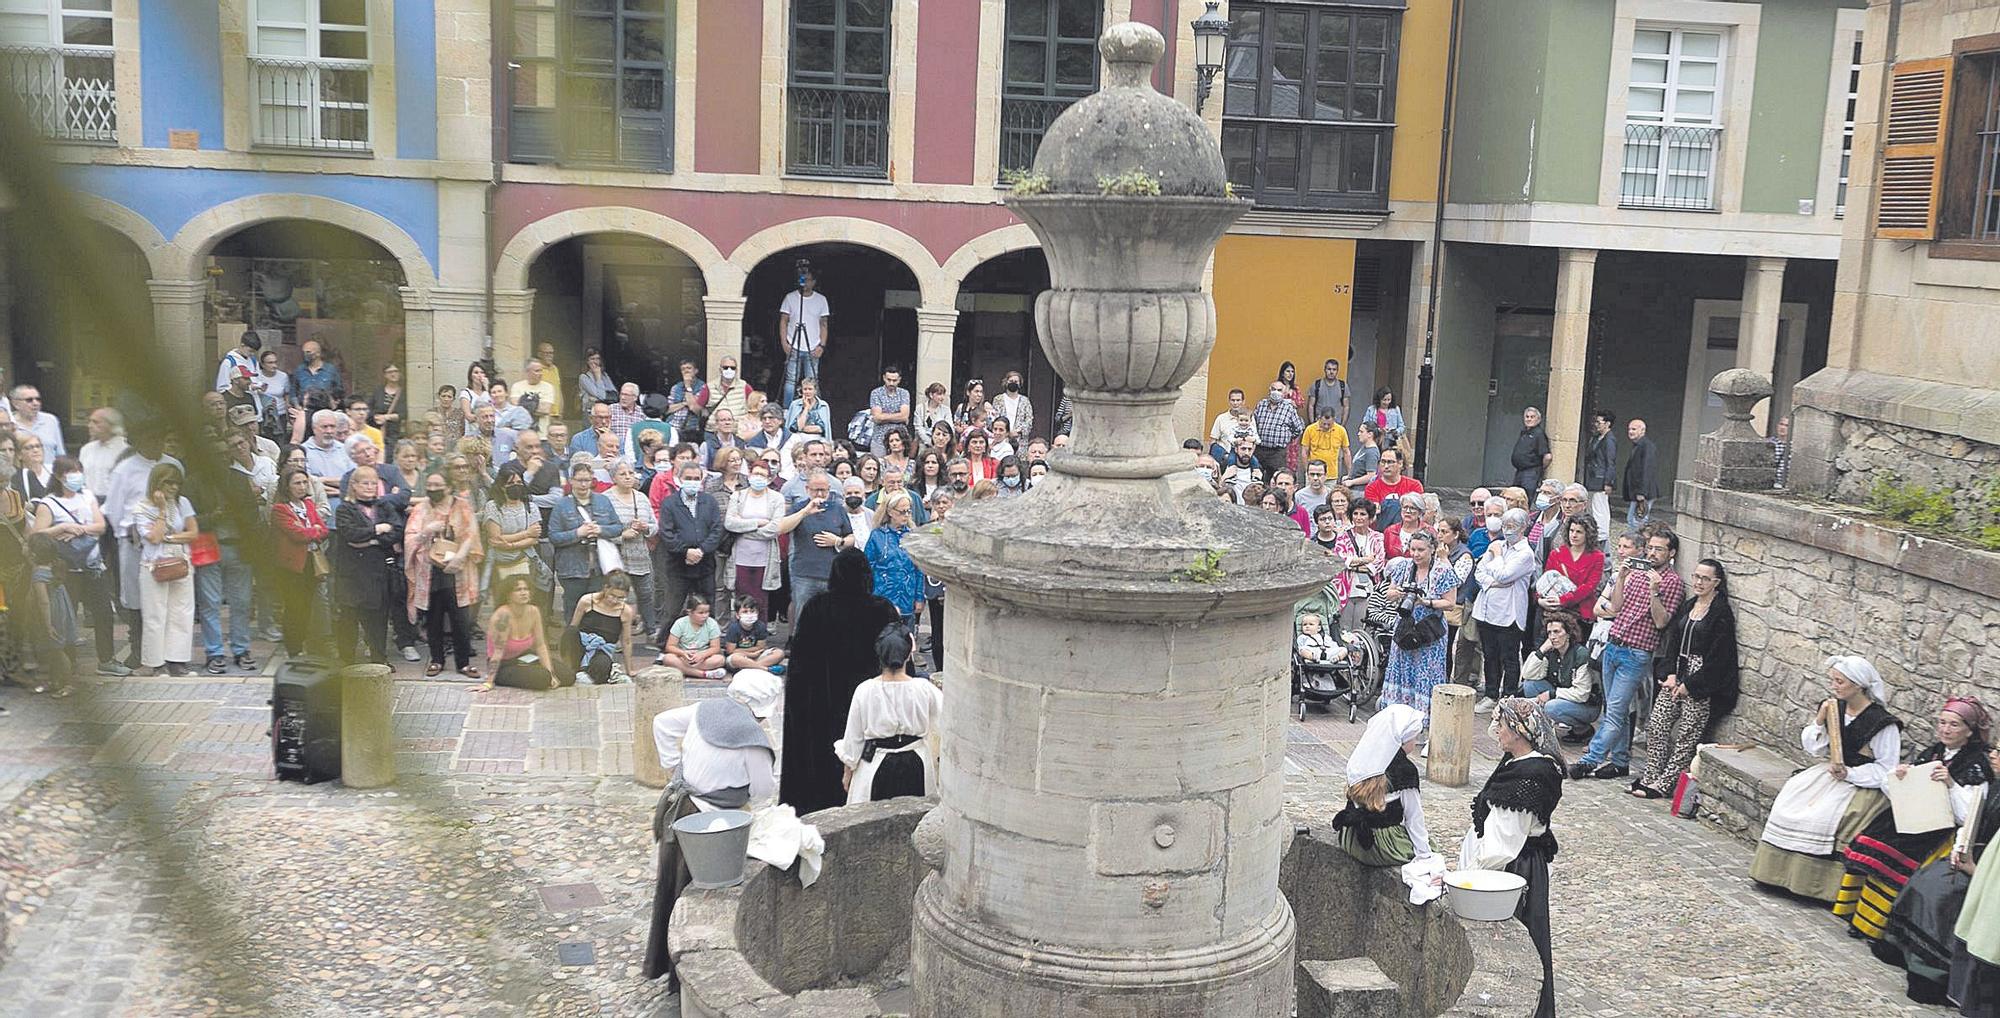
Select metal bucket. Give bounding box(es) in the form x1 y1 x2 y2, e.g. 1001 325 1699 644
672 809 755 889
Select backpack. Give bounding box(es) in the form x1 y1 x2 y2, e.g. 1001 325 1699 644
846 408 874 446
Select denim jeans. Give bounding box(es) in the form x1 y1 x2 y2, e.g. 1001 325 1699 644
1626 498 1651 529
790 576 829 620
1582 641 1653 768
1523 679 1601 730
196 543 254 658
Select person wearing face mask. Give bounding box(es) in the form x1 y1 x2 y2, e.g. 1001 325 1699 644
1471 508 1539 713
655 462 720 647
405 466 484 678
992 371 1034 438
698 356 755 428
332 464 406 664
548 460 625 615
724 461 787 620
480 464 546 614
839 476 874 547
994 456 1027 498
721 595 786 673
29 456 124 676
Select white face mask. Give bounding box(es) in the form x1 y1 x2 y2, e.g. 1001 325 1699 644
1485 517 1502 534
721 368 737 380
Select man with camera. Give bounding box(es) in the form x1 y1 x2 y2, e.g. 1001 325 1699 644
777 261 829 406
1570 524 1683 780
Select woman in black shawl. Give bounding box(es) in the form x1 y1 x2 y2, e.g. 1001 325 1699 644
1878 738 2000 1006
1462 697 1566 1018
780 547 902 815
1837 697 1992 942
332 464 404 664
1631 558 1739 799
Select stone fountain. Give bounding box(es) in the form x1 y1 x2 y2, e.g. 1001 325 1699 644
901 22 1333 1016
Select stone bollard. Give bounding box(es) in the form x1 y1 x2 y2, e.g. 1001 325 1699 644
1427 683 1476 787
340 663 397 789
632 666 685 788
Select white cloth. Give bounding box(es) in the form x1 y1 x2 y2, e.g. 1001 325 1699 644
1401 853 1448 905
138 567 194 667
1348 704 1427 784
779 291 830 352
1826 655 1889 704
1534 569 1577 600
836 676 943 805
746 804 826 889
653 703 776 804
78 436 128 498
1758 717 1902 855
728 669 783 718
1471 536 1538 629
215 348 257 392
1588 491 1611 550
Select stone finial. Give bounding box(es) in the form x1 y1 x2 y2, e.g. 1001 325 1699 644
1029 22 1227 198
1696 368 1778 490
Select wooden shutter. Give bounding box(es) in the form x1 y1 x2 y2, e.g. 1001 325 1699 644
1875 57 1952 240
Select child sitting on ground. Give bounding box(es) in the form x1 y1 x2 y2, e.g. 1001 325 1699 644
1296 612 1347 666
658 594 727 680
720 597 786 674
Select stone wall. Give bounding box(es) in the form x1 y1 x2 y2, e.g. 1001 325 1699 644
1825 416 2000 531
1675 483 2000 763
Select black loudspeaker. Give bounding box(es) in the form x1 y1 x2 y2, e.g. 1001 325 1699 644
271 658 342 784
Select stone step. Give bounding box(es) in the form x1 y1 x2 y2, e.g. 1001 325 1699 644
1693 743 1796 844
1297 956 1401 1018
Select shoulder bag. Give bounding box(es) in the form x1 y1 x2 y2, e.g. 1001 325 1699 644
43 497 104 573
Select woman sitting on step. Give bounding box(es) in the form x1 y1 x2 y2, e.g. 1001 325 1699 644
1329 704 1434 867
1751 655 1903 902
1836 696 1991 940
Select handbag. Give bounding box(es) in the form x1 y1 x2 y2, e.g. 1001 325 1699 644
1393 608 1447 650
1671 771 1701 818
428 523 459 568
149 556 190 582
309 545 331 576
43 498 103 573
190 532 221 568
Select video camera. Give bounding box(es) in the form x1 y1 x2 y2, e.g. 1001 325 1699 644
795 257 813 291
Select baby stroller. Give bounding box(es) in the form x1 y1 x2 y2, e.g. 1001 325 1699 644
1291 583 1382 722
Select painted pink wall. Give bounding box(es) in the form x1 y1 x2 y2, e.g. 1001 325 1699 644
913 0 981 184
694 4 762 174
495 184 1023 283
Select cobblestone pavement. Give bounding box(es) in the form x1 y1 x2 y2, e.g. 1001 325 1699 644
0 663 1957 1017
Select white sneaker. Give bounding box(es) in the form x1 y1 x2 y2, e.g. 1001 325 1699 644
574 670 593 686
704 668 727 680
1474 696 1497 714
400 646 421 663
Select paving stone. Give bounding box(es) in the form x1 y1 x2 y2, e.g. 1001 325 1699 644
458 731 530 760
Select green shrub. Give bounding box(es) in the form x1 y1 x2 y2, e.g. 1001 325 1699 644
1002 168 1051 196
1097 169 1163 196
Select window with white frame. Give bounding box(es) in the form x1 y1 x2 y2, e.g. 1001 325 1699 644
250 0 371 152
1838 33 1861 217
0 0 116 142
1621 26 1724 210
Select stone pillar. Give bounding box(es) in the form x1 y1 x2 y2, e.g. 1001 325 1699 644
148 279 210 390
631 665 686 788
702 295 747 386
397 287 436 403
1736 256 1787 434
915 306 959 406
1544 249 1598 485
488 289 536 379
1693 368 1776 490
907 26 1327 1017
340 663 397 789
410 287 490 406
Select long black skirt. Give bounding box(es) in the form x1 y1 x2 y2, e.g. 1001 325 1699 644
1881 858 1971 1003
1507 845 1556 1018
867 749 928 801
642 792 699 982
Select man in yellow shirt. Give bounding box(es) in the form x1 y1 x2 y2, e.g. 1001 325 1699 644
511 359 559 432
534 343 563 418
1300 404 1350 478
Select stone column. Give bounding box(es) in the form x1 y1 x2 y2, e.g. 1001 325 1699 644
915 306 959 406
1735 256 1787 434
148 279 210 390
415 287 491 405
1544 249 1598 485
488 289 536 378
631 666 685 789
907 26 1327 1017
702 295 747 385
397 287 437 403
340 663 397 789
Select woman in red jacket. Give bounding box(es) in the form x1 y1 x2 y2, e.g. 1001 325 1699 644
271 467 331 658
961 430 999 486
1539 516 1605 623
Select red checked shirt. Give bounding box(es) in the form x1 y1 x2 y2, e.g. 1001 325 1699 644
1607 567 1683 652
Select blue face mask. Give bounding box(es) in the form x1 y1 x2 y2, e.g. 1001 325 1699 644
62 473 85 494
748 475 770 492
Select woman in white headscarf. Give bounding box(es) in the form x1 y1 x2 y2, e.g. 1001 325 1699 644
1329 704 1434 867
1752 655 1903 902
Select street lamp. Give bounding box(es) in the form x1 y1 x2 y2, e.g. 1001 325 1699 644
1192 1 1227 114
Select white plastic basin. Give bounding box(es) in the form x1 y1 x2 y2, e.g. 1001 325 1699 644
1443 869 1526 922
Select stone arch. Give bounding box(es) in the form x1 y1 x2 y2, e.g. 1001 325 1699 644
727 217 948 307
940 223 1041 302
493 206 735 294
72 194 172 280
168 193 438 294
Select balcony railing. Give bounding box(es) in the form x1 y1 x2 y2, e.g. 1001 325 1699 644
787 84 888 177
250 56 371 153
1620 123 1721 211
0 45 116 143
999 95 1076 175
